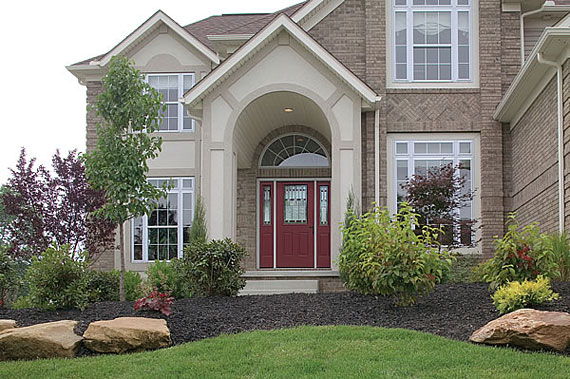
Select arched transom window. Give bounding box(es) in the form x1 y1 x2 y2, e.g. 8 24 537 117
260 134 329 168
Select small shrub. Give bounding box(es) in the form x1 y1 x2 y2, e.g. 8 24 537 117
491 276 559 314
23 244 89 310
0 248 22 307
84 270 119 303
178 238 246 297
124 270 144 301
134 290 173 316
339 203 454 306
546 232 570 281
145 260 190 299
188 195 207 245
442 254 482 283
482 214 557 291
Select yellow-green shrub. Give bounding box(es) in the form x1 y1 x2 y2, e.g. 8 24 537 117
491 276 559 314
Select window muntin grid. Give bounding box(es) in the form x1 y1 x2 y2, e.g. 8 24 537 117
393 0 471 82
147 74 195 132
260 134 329 168
284 185 308 224
132 177 194 262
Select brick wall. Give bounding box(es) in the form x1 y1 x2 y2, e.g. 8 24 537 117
309 0 367 80
510 76 558 232
85 81 116 272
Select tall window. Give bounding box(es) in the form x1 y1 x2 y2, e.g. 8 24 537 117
394 139 474 244
393 0 471 82
147 74 195 131
133 178 194 262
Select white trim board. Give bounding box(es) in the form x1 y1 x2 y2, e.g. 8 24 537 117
183 14 379 111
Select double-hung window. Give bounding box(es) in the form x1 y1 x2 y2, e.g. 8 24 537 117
147 74 195 131
133 178 194 262
393 0 471 82
394 139 474 245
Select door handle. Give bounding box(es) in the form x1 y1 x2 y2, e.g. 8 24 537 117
309 226 314 234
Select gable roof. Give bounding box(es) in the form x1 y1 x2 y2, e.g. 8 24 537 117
183 13 378 110
69 10 220 68
184 2 306 50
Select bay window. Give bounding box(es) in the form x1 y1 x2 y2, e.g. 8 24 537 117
393 0 472 82
133 177 194 262
147 74 195 131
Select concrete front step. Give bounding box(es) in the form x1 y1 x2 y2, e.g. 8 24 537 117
239 279 319 295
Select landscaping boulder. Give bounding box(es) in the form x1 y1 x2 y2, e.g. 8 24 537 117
470 308 570 351
0 319 16 333
0 320 83 361
83 317 171 354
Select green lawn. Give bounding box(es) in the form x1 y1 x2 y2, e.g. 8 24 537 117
1 326 569 378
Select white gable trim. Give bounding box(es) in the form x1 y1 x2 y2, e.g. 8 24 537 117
97 10 220 66
292 0 345 31
183 13 378 110
494 27 570 124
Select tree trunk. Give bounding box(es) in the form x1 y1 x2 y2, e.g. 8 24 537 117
119 222 125 301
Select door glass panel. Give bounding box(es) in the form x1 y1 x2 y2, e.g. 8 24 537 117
263 186 272 225
284 185 307 224
320 186 328 225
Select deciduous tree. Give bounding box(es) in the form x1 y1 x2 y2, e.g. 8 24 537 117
84 55 168 300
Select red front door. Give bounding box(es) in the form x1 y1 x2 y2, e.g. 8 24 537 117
276 182 314 268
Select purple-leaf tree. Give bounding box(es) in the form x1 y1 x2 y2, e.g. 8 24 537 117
402 163 474 246
2 148 115 262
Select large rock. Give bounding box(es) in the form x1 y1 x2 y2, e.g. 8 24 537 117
470 308 570 352
0 319 16 333
0 320 83 361
83 317 171 354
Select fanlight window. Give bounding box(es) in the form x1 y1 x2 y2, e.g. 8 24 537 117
260 134 329 168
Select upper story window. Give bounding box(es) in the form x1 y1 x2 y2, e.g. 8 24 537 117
147 74 195 132
393 0 471 82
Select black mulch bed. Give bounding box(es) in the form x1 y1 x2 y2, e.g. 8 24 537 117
3 282 570 358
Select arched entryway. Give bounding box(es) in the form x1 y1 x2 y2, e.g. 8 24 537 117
232 91 333 271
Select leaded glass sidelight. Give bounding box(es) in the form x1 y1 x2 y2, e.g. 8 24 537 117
319 186 328 225
260 134 329 168
263 186 272 225
284 185 307 223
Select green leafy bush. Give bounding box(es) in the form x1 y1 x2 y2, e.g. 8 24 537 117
481 214 557 291
339 203 454 306
178 238 246 297
124 270 144 301
546 232 570 281
0 247 22 307
491 276 559 314
144 260 190 299
84 270 119 303
24 244 89 310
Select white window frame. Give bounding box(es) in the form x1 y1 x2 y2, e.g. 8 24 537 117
132 177 195 262
387 133 481 252
387 0 479 88
146 73 195 132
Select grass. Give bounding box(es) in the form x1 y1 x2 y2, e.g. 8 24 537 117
1 325 570 378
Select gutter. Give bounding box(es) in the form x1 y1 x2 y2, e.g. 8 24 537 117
520 1 570 65
537 53 564 233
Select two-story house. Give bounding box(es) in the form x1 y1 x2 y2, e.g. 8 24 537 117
68 0 570 294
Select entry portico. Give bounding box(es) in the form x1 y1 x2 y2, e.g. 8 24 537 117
184 14 379 272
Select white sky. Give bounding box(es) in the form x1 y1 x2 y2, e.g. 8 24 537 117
0 0 297 183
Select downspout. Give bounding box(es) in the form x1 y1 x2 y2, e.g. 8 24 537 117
537 53 564 233
374 96 383 206
521 1 556 65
